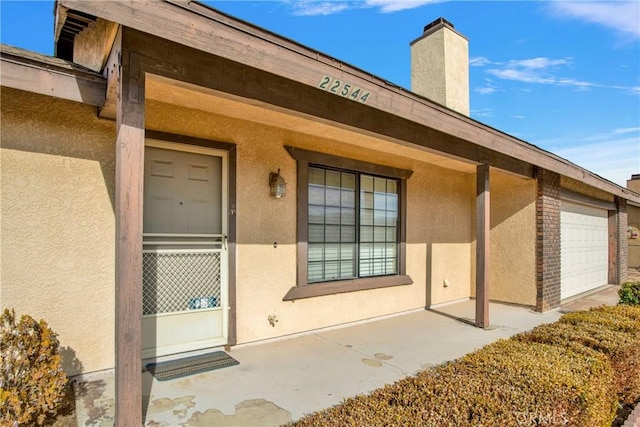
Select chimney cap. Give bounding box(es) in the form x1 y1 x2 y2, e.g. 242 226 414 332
424 17 454 33
631 174 640 180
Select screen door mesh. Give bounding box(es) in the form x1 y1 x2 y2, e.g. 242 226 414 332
143 251 221 315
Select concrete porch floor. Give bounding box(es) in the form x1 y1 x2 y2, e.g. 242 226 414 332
74 286 619 426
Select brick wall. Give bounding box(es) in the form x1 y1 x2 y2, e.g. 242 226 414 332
536 169 561 312
616 197 628 284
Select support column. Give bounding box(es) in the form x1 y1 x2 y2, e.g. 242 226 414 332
535 169 561 312
475 164 490 328
614 197 628 284
114 36 145 426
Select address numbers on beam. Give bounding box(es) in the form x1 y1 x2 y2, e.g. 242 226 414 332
318 75 371 104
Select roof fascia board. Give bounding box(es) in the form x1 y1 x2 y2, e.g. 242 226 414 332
0 52 106 107
56 0 638 202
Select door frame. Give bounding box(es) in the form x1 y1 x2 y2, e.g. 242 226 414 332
144 130 238 347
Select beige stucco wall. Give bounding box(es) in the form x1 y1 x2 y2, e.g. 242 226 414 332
488 171 536 305
1 81 536 374
628 204 640 268
561 176 614 202
145 98 474 343
411 25 469 115
0 88 116 375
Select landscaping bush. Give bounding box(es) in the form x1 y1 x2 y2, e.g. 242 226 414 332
292 305 640 427
515 311 640 404
294 340 616 427
619 281 640 306
0 309 68 425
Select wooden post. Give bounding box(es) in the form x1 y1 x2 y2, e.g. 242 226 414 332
476 164 490 328
115 36 145 426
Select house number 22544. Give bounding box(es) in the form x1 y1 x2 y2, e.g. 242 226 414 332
318 75 371 104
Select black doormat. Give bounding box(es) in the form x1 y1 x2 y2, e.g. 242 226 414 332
146 351 239 381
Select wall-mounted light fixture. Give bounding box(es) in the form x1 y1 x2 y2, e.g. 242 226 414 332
269 169 287 198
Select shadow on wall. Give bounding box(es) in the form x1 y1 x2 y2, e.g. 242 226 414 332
59 346 84 377
0 88 116 213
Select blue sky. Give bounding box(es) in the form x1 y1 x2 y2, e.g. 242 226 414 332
1 1 638 187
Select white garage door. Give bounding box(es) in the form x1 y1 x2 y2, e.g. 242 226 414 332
561 201 609 299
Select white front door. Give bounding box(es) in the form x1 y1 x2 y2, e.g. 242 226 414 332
142 140 228 358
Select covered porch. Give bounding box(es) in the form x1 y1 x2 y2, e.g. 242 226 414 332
72 286 618 426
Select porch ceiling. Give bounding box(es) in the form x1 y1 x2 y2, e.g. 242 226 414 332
145 75 477 174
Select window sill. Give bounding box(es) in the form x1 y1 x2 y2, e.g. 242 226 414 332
282 275 414 301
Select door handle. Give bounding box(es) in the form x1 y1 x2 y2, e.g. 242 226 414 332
223 235 228 250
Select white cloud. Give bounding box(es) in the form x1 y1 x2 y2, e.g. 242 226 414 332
549 1 640 39
364 0 445 13
291 1 350 16
475 87 496 95
511 115 526 119
470 108 494 118
474 55 637 93
506 57 572 69
287 0 446 15
537 128 640 186
470 56 492 67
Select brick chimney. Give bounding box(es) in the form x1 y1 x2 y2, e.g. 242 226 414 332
410 18 469 115
628 174 640 193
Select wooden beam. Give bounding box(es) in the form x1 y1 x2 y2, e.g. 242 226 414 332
114 31 145 426
0 51 105 107
476 164 490 328
56 0 639 201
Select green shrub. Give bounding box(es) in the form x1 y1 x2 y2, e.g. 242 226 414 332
0 309 68 425
619 281 640 306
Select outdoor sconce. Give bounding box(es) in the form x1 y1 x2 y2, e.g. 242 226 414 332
269 169 287 198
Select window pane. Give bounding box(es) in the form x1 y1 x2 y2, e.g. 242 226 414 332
386 211 397 227
326 188 341 206
325 207 341 224
386 227 397 242
374 210 386 226
309 186 325 205
341 226 356 243
309 225 324 242
341 208 355 225
342 173 355 189
386 194 398 211
341 190 355 208
360 226 373 242
325 225 341 242
340 261 354 278
361 175 374 192
361 209 373 226
308 262 323 282
374 227 386 242
325 243 340 261
308 168 400 283
325 261 339 279
361 192 373 209
340 243 355 260
309 167 325 185
308 244 324 262
374 177 387 193
309 205 324 224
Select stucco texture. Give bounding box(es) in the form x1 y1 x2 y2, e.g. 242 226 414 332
628 205 640 268
145 96 475 344
488 171 536 306
411 26 469 115
1 88 116 375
